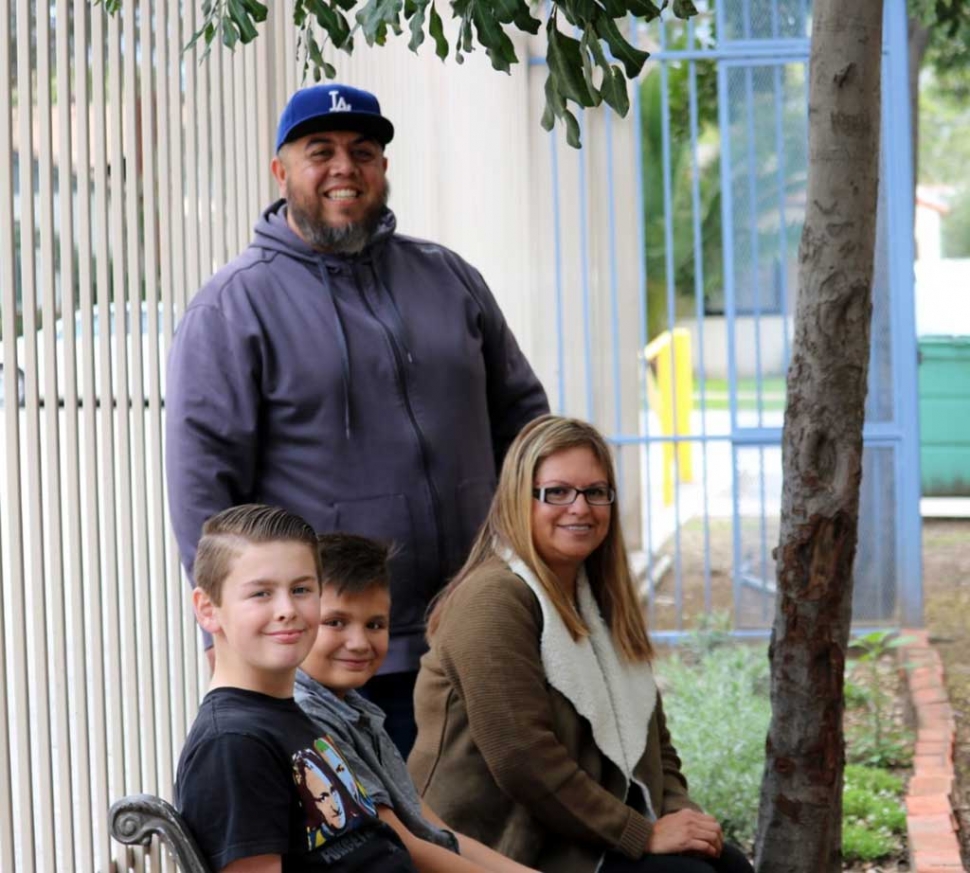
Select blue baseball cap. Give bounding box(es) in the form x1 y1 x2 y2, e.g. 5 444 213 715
275 84 395 151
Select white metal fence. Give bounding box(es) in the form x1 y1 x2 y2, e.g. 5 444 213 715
0 0 554 868
0 0 279 866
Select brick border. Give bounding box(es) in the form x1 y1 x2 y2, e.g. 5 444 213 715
900 629 963 871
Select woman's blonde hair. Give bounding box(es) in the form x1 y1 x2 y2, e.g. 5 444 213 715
428 414 653 662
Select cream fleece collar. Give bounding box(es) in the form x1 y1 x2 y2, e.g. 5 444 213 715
503 552 657 781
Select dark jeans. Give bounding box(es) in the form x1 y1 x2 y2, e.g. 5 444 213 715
600 843 754 873
359 669 419 760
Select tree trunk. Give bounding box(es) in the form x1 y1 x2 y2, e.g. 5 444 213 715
754 4 884 872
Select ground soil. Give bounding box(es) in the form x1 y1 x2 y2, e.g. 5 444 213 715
921 519 970 868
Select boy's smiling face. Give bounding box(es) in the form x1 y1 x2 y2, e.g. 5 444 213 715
301 583 390 696
194 540 321 696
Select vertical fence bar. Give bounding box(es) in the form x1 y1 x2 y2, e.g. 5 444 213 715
687 53 713 612
578 115 594 422
55 0 89 862
210 48 226 271
743 66 764 425
16 0 46 861
772 64 791 371
658 23 684 628
142 0 173 812
105 12 130 870
550 130 566 414
197 42 214 285
0 0 22 864
37 0 74 862
882 0 922 627
633 56 656 616
90 5 115 865
184 3 201 299
716 56 745 628
604 111 624 474
75 0 106 868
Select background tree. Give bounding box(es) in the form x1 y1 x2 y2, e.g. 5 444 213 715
133 0 891 867
906 1 970 225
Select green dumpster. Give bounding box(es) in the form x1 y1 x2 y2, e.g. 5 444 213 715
919 336 970 496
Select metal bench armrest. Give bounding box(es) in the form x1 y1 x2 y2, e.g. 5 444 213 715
109 793 212 873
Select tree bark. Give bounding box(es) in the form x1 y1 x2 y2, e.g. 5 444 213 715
754 4 884 872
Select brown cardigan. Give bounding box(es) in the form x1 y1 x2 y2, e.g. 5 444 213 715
407 560 700 873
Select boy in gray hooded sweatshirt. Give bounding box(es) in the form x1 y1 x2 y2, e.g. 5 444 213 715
295 533 539 873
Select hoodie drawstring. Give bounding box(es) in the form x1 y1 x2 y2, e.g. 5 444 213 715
315 264 353 439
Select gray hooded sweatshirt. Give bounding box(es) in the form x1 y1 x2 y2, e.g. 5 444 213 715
165 200 548 668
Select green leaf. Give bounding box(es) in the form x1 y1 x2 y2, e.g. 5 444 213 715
547 23 596 107
559 0 596 27
627 0 663 20
601 64 630 115
593 10 650 78
472 2 518 73
490 0 521 25
241 0 268 23
511 5 541 35
672 0 698 17
355 0 403 46
308 0 352 49
407 0 428 51
563 108 582 148
460 15 474 53
227 0 259 41
221 17 239 48
578 30 604 107
541 99 556 131
428 2 449 59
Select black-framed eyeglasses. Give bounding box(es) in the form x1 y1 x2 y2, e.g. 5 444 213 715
532 485 616 506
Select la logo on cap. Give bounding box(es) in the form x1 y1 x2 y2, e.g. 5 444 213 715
329 90 352 112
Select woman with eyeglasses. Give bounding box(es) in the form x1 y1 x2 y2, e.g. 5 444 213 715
408 415 753 873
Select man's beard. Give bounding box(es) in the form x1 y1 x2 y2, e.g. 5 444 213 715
289 183 390 256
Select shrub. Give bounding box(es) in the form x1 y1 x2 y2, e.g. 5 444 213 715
657 632 911 860
657 641 771 850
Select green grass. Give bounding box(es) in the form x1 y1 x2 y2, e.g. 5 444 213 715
841 765 907 862
693 376 787 411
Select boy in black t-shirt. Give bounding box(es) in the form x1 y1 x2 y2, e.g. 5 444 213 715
176 504 418 873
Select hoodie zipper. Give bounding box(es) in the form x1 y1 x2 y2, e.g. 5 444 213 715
352 263 445 577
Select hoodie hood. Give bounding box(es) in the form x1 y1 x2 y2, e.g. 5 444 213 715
254 198 397 264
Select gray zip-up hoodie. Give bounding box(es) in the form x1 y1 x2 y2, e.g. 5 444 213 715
166 200 548 668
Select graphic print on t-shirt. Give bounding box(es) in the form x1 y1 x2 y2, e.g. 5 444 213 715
293 735 378 851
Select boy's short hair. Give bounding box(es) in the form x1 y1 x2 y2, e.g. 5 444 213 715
194 504 322 604
317 533 391 596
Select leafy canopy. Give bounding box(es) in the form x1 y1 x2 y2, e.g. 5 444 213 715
104 0 699 147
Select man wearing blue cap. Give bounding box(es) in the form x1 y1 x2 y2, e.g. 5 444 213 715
166 84 549 756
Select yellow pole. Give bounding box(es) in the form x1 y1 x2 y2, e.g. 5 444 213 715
655 336 674 506
673 328 694 483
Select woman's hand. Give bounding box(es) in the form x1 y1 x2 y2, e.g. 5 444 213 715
647 809 724 857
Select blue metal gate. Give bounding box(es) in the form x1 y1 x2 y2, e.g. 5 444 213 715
539 0 921 637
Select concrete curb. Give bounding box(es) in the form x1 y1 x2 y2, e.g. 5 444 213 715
900 629 963 872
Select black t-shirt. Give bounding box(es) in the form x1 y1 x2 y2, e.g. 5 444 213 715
176 687 417 872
